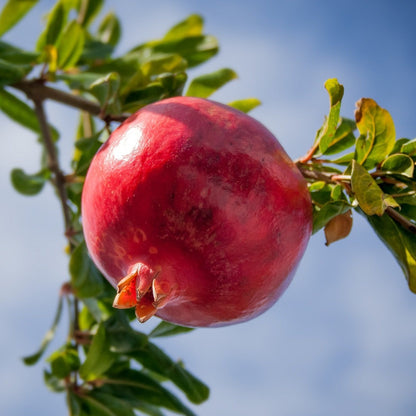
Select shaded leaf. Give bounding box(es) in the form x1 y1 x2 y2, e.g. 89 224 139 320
381 153 414 178
23 295 64 365
354 98 396 168
149 321 194 338
227 98 261 113
48 345 80 379
69 241 104 298
351 160 398 216
44 370 66 393
0 40 38 64
0 0 38 38
164 14 203 40
129 341 209 404
0 58 31 85
79 322 116 381
90 72 120 108
186 68 237 98
56 20 85 69
363 210 416 293
80 390 135 416
10 168 49 196
99 369 197 416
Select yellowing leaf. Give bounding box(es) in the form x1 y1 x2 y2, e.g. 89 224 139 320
354 98 396 168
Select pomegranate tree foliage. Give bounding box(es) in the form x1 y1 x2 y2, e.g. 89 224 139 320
1 0 415 415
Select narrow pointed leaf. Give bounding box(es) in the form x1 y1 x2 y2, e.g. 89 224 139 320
0 40 38 64
0 0 38 38
0 58 31 85
77 0 104 28
80 391 135 416
23 295 64 365
186 68 237 98
317 78 344 155
228 98 261 113
149 321 194 338
354 98 396 168
56 20 85 69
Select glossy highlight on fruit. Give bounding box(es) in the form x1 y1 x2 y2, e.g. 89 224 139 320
81 96 312 327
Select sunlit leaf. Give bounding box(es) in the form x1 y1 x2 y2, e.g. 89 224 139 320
351 160 398 216
141 53 187 78
0 0 38 38
56 20 85 69
23 295 64 365
186 68 237 98
10 168 49 196
354 98 396 168
97 12 121 47
227 98 261 113
323 117 356 155
69 241 104 298
77 0 104 28
164 14 203 40
316 78 344 155
401 138 416 157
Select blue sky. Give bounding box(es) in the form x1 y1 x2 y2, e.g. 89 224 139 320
1 1 416 415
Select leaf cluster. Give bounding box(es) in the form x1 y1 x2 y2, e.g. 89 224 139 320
298 78 416 291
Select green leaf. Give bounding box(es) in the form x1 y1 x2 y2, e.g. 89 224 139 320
57 71 106 90
44 370 66 392
77 0 104 28
0 58 31 85
104 313 148 354
97 12 121 47
351 160 398 216
381 154 414 178
354 97 396 168
186 68 237 98
141 53 187 78
316 78 344 155
324 117 356 155
98 369 197 416
56 20 85 69
0 40 38 64
164 14 203 41
36 0 71 51
312 200 351 234
69 241 104 298
79 322 116 381
80 390 135 416
129 342 209 404
227 98 261 113
23 295 64 365
149 321 194 338
0 0 38 38
90 72 120 107
363 210 416 292
10 168 49 196
401 138 416 157
74 132 105 176
47 345 80 379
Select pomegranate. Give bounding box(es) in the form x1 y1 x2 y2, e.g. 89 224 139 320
81 96 312 327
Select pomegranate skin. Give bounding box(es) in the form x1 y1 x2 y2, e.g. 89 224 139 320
81 96 312 327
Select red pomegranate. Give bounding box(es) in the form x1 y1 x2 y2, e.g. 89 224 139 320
81 96 312 327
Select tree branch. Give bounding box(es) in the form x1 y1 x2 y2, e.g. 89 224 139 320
13 80 130 123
